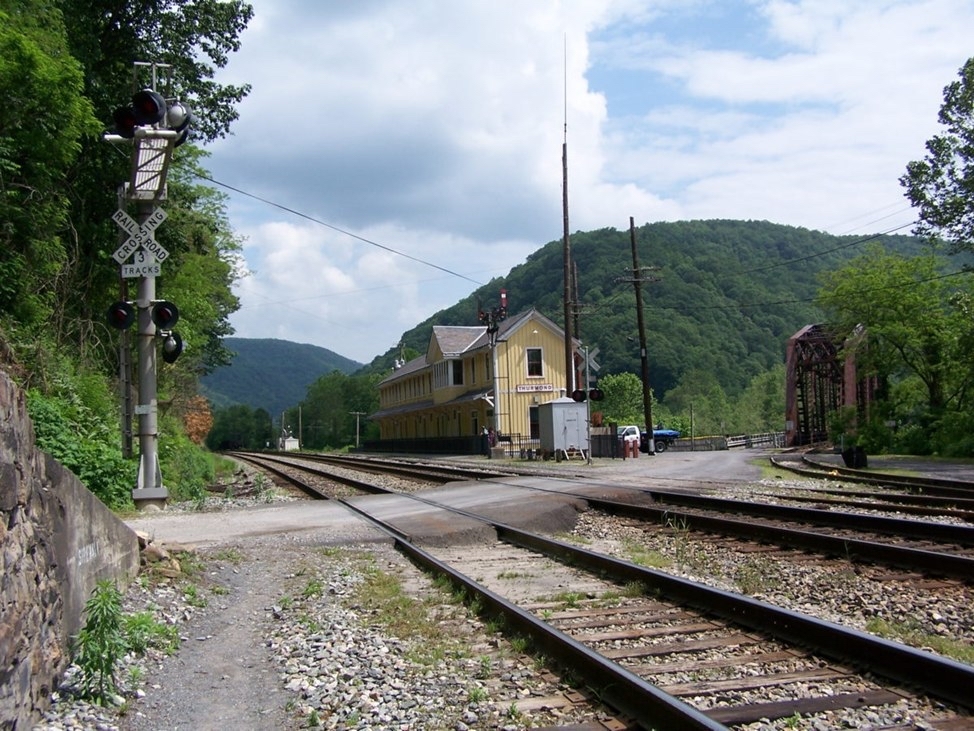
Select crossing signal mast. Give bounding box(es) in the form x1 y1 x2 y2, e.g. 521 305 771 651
104 62 192 510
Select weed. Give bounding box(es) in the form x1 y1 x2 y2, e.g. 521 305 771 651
734 556 780 595
212 547 243 563
298 613 321 632
506 701 522 720
182 584 207 608
211 584 230 596
497 570 533 579
783 712 803 728
125 666 145 689
121 611 179 655
468 685 489 703
484 616 504 634
302 578 325 599
623 581 647 598
551 591 582 608
307 708 321 727
476 655 492 679
623 538 671 569
73 580 126 705
175 551 205 577
510 635 530 653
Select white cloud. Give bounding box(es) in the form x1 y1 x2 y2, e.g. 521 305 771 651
203 0 973 362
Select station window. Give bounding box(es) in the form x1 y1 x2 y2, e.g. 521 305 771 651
527 348 543 377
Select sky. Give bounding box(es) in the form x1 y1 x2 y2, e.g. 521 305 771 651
203 0 974 365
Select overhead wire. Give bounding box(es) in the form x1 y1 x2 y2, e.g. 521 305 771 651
196 173 486 288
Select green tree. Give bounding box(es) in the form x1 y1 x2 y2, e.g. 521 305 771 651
731 364 786 433
901 57 974 254
45 0 253 368
661 369 731 436
0 5 99 327
207 403 259 451
595 372 646 426
816 245 974 423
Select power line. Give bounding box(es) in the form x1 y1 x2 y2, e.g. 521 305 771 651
667 268 969 313
196 173 485 287
739 221 916 274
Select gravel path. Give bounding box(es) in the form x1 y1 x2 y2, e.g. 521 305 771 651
34 491 612 730
39 449 973 730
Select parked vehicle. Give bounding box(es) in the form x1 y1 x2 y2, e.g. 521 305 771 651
641 427 681 453
617 425 641 444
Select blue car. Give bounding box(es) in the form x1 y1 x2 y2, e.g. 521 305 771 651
641 428 680 453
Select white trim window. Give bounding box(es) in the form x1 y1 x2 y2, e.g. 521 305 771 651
526 347 543 378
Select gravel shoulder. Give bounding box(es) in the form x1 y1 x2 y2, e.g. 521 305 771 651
119 540 300 730
31 449 783 730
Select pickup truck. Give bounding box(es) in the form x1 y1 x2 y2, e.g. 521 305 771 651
618 425 681 453
641 427 681 453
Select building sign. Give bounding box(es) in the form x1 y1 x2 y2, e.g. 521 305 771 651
516 384 554 393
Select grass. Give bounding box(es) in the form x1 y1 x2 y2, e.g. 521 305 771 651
622 538 671 569
497 569 534 579
733 556 781 595
866 617 974 664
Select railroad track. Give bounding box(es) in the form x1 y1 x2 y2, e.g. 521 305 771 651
233 452 974 730
238 450 974 577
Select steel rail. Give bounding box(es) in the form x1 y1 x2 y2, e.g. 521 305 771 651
258 460 725 730
236 453 974 720
625 486 974 544
583 494 974 580
776 455 974 499
494 525 974 711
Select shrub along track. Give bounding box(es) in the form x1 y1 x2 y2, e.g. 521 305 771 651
234 452 974 730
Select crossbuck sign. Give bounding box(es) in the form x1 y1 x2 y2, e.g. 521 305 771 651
111 208 169 265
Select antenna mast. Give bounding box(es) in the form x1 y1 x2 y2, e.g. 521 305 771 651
562 36 575 394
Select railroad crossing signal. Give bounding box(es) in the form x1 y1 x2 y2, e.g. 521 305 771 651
112 207 169 265
111 89 176 138
106 301 136 329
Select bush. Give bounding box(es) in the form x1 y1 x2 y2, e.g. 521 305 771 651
27 389 135 509
158 413 214 502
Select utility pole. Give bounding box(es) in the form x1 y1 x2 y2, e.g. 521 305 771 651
104 62 192 510
479 290 508 444
561 40 575 395
629 217 657 454
350 411 365 448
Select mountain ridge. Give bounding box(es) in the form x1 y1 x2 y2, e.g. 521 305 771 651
200 337 362 417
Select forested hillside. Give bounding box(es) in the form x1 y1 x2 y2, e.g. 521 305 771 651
368 220 922 401
201 338 361 417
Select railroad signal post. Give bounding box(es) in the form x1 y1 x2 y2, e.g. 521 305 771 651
104 62 192 510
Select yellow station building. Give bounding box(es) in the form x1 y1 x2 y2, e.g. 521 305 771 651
371 308 580 453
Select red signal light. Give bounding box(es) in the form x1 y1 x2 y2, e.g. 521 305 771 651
571 389 587 402
106 301 135 329
131 89 167 125
151 301 180 329
111 106 138 138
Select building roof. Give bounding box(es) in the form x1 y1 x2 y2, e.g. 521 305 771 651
378 308 569 387
431 325 482 357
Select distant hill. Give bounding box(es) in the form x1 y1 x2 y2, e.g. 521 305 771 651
361 219 926 400
201 338 362 417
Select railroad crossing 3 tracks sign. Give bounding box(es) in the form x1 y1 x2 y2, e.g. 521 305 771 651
112 207 169 266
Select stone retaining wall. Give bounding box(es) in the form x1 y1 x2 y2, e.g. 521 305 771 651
0 371 140 729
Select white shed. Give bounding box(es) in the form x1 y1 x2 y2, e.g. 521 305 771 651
538 397 588 458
